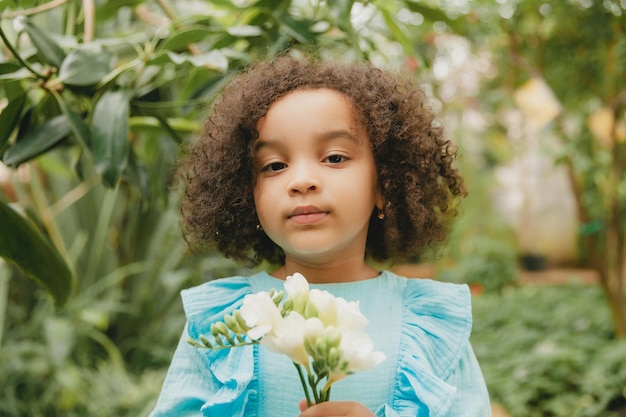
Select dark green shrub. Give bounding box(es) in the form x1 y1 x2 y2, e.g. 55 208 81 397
472 284 626 417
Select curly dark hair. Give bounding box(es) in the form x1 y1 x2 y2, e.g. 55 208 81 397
177 55 465 266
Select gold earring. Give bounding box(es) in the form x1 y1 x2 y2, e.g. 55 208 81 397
256 224 262 231
377 208 385 220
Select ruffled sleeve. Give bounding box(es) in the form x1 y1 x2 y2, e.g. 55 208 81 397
149 277 257 417
389 278 474 417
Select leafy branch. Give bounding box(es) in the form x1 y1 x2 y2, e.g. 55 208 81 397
1 0 70 18
0 23 47 80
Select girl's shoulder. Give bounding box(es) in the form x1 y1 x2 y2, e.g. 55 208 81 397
382 271 475 415
383 270 473 374
181 273 264 339
382 270 471 314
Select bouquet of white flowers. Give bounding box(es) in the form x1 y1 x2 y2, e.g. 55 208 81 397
188 273 387 406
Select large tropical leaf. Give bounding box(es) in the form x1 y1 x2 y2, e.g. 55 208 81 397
22 18 66 67
2 115 71 166
0 93 25 149
147 50 229 72
91 89 131 187
0 200 74 308
159 26 222 52
57 43 115 87
51 90 92 150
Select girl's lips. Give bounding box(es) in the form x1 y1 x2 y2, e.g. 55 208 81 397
288 206 328 225
288 212 328 225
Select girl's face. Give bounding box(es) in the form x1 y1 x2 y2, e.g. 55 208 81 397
253 88 382 269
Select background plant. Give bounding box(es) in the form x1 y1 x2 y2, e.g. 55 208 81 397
0 1 457 415
1 0 625 416
472 284 626 417
456 0 626 336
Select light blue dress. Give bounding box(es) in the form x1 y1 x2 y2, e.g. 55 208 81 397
149 271 491 417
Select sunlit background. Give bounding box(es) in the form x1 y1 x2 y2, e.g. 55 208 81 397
1 1 625 416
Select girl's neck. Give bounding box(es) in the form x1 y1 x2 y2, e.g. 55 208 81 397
270 259 379 284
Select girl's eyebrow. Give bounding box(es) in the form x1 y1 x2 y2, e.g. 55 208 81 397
320 129 363 145
254 129 364 152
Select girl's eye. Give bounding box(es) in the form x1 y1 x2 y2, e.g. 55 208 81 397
325 154 346 164
263 162 287 172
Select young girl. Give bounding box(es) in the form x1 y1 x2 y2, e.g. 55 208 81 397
150 55 491 417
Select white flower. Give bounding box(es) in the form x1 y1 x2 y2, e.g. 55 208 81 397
304 317 325 342
284 273 310 314
308 289 368 331
261 311 309 366
284 272 309 297
191 272 387 406
331 329 387 382
308 289 337 323
336 297 368 330
239 291 282 340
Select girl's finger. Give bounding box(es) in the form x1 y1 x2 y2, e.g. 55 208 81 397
297 401 376 417
299 399 311 412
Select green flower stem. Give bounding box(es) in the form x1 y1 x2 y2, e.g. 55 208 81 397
294 363 313 407
321 385 331 402
309 373 322 404
0 25 47 80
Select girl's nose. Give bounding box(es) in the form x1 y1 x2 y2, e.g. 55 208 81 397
288 163 321 195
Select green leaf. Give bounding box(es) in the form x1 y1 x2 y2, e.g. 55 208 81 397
275 12 316 43
22 19 66 67
328 0 355 24
58 43 114 87
122 150 151 200
379 7 413 56
0 94 26 149
0 67 37 81
150 112 183 144
91 89 130 187
96 0 144 21
0 62 21 75
2 115 71 166
0 200 74 309
50 90 92 150
147 50 228 72
159 26 221 51
403 2 463 33
129 116 200 134
227 25 264 37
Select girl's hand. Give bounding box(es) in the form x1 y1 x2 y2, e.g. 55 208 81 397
298 400 376 417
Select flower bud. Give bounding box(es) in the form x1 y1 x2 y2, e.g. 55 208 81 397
304 337 318 357
315 338 328 358
199 335 213 348
211 322 229 336
327 346 340 370
187 338 202 348
282 298 294 315
303 301 318 319
233 310 251 332
272 290 285 306
211 323 230 345
224 314 241 333
324 327 342 348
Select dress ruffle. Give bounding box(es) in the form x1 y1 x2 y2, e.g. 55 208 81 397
182 277 257 417
180 273 472 417
390 278 472 417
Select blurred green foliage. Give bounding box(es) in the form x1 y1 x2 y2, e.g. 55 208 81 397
0 0 625 416
473 284 626 417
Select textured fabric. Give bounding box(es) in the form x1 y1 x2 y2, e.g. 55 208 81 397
149 271 491 417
